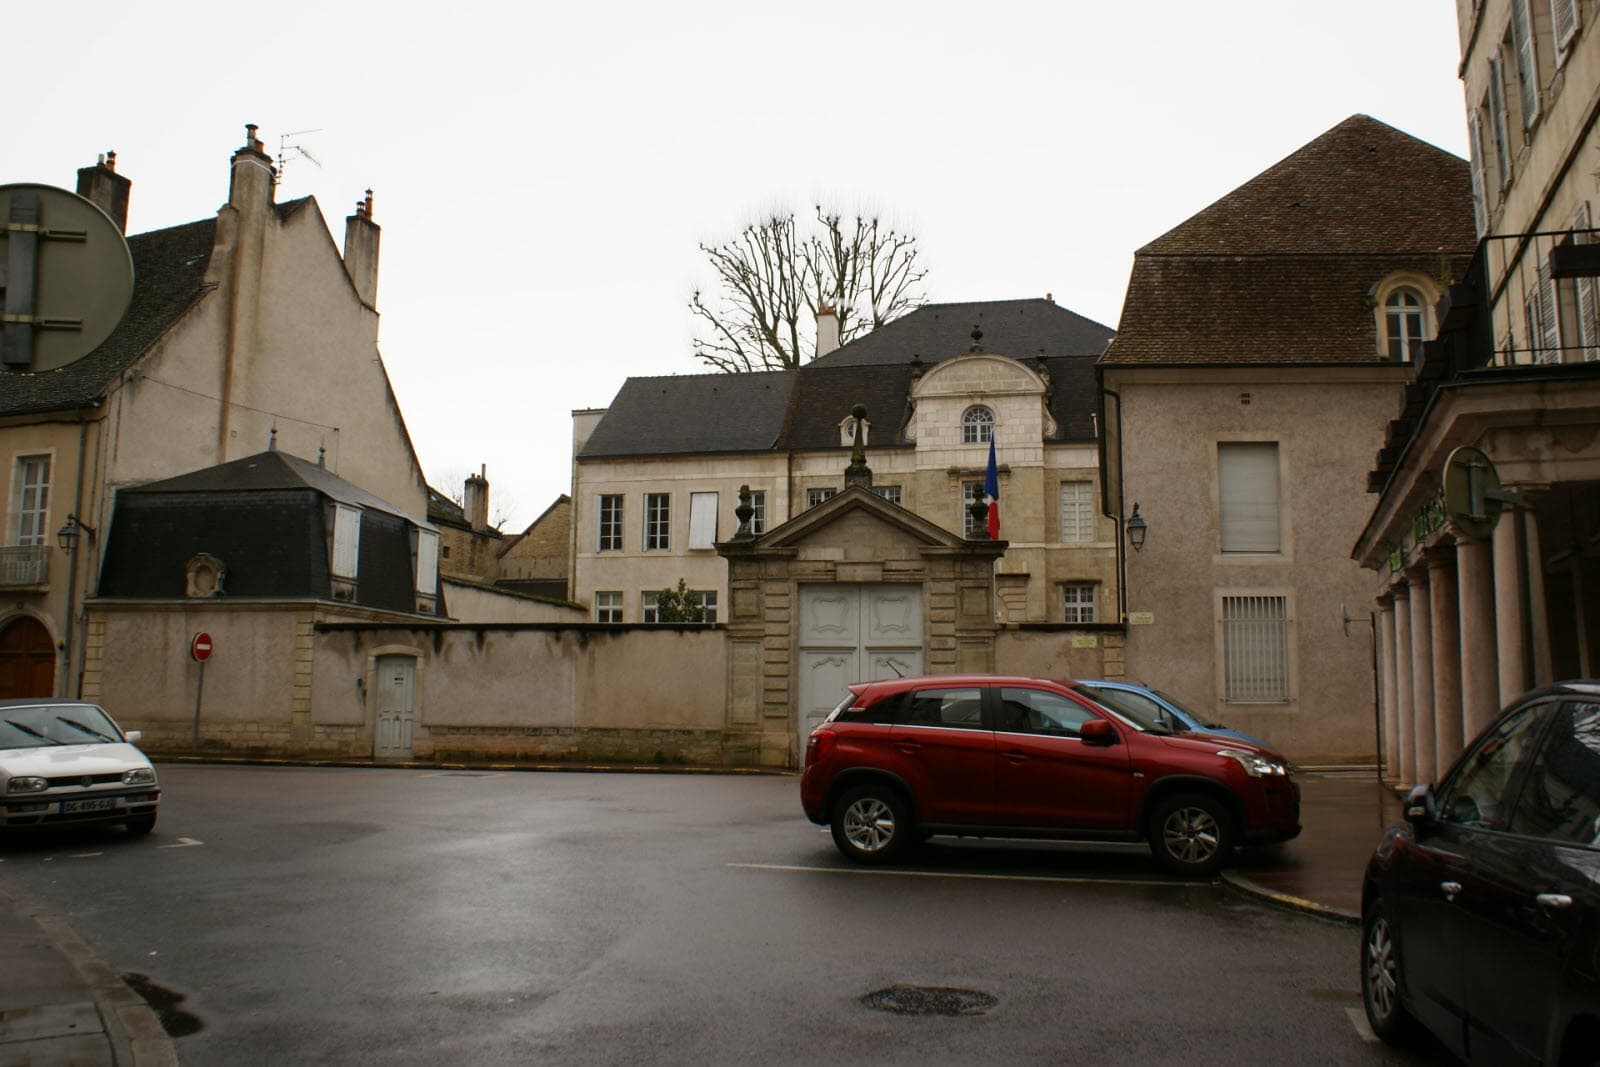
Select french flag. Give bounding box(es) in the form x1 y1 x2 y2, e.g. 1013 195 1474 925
984 438 1000 539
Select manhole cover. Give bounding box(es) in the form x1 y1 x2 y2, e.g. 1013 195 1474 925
861 985 998 1016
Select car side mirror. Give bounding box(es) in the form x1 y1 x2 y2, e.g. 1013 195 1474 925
125 730 142 744
1079 719 1119 746
1403 784 1437 827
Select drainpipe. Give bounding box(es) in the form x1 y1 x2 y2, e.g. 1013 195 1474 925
60 418 90 697
1099 379 1128 624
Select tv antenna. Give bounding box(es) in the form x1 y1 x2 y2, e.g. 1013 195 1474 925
277 128 324 186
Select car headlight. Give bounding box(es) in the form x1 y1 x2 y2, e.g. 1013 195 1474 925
6 776 48 794
1218 748 1288 778
121 767 157 786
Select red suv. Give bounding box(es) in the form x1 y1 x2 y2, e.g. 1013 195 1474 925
800 674 1300 875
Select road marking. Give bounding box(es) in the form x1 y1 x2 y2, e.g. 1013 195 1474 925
1346 1006 1378 1043
727 862 1190 888
73 852 104 858
157 837 204 849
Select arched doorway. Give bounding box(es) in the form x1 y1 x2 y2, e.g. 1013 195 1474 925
0 616 57 698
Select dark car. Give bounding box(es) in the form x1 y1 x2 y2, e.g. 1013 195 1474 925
799 673 1300 876
1360 682 1600 1065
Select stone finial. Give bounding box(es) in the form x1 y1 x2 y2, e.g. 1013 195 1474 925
734 484 756 539
970 325 984 352
843 404 873 489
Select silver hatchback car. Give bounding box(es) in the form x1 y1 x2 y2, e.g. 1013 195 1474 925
0 699 160 835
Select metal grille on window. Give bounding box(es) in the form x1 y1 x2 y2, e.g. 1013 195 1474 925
1223 596 1289 703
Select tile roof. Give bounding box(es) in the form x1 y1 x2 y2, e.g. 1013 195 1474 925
1103 115 1477 366
809 298 1114 367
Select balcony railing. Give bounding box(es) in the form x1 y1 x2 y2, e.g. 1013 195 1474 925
0 544 50 588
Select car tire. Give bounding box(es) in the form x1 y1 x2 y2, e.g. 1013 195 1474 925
124 813 157 836
1361 896 1418 1046
1148 792 1234 876
830 784 911 864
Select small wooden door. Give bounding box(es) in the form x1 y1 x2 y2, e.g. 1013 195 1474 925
373 655 416 759
0 616 56 698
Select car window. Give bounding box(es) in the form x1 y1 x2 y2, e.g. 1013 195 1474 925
1074 686 1163 732
896 688 985 729
997 688 1096 737
1507 700 1600 848
0 703 122 748
1435 699 1553 832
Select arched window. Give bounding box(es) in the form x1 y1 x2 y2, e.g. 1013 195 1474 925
1385 288 1427 361
961 406 994 444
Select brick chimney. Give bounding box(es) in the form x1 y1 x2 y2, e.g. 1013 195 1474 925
343 189 381 309
75 151 131 232
228 123 275 214
463 466 489 531
816 304 841 358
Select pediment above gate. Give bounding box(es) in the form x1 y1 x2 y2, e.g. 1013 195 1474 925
718 485 1004 562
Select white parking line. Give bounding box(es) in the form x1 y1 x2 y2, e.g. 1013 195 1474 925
1346 1006 1378 1043
727 862 1188 887
157 837 204 849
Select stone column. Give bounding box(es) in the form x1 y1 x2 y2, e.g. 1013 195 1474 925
1392 589 1415 786
1524 505 1554 686
1408 567 1437 785
1456 534 1499 741
1428 551 1464 771
1376 596 1399 781
1493 509 1527 704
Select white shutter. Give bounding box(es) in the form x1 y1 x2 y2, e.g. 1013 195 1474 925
332 505 361 578
414 529 439 593
1554 0 1579 51
1487 58 1511 189
1575 204 1600 360
1219 443 1280 553
688 491 718 549
1512 0 1540 129
1539 260 1561 360
1468 110 1488 234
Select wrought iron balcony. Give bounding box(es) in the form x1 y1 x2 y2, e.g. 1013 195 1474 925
0 544 50 589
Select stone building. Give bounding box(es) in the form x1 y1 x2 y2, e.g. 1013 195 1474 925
1355 0 1600 786
1102 116 1477 762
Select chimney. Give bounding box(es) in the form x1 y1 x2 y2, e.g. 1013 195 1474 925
343 188 381 309
816 304 841 358
463 466 489 531
76 151 131 232
228 123 275 214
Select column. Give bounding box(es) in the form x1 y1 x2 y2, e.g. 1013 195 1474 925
1393 589 1415 786
1493 508 1527 704
1456 534 1499 741
1408 567 1437 786
1524 506 1554 686
1428 552 1464 771
1376 597 1399 781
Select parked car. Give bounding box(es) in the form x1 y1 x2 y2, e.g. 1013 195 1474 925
800 674 1299 875
1072 679 1273 749
0 699 160 835
1360 681 1600 1065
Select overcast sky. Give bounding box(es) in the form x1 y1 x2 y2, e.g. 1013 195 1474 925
10 2 1471 530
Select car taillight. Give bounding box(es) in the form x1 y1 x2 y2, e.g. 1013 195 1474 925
807 731 836 762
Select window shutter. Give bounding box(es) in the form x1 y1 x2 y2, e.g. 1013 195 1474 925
1467 110 1488 233
1512 0 1540 129
1554 0 1579 51
1539 260 1561 360
414 529 438 594
1218 443 1280 553
688 492 718 549
1575 204 1600 360
1486 58 1511 190
332 505 361 579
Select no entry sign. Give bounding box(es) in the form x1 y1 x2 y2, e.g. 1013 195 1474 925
190 632 214 662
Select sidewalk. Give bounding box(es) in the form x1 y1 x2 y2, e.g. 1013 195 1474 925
1224 768 1406 923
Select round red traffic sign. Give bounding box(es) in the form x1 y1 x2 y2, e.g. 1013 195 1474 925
190 632 214 662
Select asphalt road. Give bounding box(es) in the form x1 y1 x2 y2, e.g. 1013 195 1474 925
0 765 1448 1065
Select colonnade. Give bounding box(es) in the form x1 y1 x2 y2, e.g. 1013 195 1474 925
1373 503 1552 786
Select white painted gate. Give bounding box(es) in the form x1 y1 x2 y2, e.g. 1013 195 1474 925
796 584 923 759
373 655 416 759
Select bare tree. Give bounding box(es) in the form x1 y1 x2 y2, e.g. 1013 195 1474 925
690 206 927 372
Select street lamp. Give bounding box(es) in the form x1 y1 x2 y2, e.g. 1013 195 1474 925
55 513 94 698
1126 503 1148 552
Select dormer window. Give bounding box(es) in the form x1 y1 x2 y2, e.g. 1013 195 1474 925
961 406 995 444
1385 289 1427 361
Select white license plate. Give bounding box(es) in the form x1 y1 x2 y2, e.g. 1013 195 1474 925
62 797 116 814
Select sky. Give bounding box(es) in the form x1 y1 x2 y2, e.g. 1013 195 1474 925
8 2 1471 531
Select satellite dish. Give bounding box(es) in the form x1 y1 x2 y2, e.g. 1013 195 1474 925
0 183 135 373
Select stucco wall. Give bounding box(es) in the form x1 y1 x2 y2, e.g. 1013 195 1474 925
993 627 1127 682
441 579 586 623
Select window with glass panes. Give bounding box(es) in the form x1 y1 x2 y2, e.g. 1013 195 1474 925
961 406 995 444
694 590 718 623
1062 583 1096 623
961 480 984 537
806 487 837 509
598 494 623 551
749 490 766 534
12 456 51 546
594 591 622 623
644 493 670 550
872 485 901 505
641 591 660 623
1385 289 1425 361
1059 481 1094 542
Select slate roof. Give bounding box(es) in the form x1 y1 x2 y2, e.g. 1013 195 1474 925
582 300 1114 459
127 448 430 527
1103 116 1477 366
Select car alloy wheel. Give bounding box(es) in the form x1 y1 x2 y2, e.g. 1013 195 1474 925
1149 792 1233 876
1360 899 1416 1045
1163 806 1219 864
830 784 911 864
844 796 894 851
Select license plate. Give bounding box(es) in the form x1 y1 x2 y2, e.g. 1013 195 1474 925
62 797 116 813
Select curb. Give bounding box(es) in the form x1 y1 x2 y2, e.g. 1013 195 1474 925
151 754 796 776
0 881 178 1066
1219 870 1360 925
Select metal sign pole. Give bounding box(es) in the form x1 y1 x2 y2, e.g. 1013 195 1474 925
192 658 206 751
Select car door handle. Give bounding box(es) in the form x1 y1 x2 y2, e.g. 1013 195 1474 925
1536 893 1574 909
1002 749 1029 764
1441 881 1462 900
894 741 920 754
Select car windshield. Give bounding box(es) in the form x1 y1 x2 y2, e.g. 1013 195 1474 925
1069 685 1167 733
1147 689 1216 727
0 703 123 750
